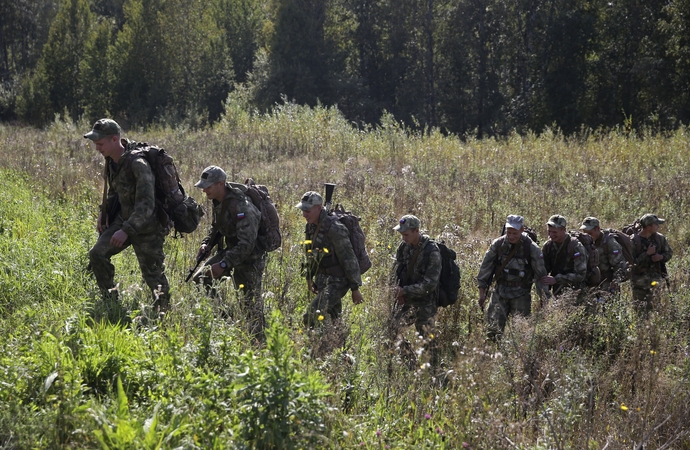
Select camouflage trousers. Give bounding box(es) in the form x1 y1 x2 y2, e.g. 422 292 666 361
390 301 437 338
195 252 266 339
486 290 532 340
631 272 666 316
303 273 351 328
89 216 169 309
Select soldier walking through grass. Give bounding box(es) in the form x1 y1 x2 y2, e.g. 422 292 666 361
476 215 549 340
193 166 266 340
391 215 440 365
579 217 629 294
297 191 363 328
541 215 587 297
630 213 673 315
85 119 171 315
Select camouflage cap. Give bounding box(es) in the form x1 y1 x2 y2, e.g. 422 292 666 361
640 213 665 227
580 217 600 231
194 166 227 189
83 118 121 140
547 214 567 229
505 214 525 230
295 191 323 211
394 214 421 232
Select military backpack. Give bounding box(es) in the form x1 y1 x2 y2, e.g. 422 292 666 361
242 178 282 252
601 228 634 265
121 143 204 234
323 204 372 274
431 241 461 307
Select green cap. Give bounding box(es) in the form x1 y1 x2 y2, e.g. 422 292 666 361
295 191 323 211
394 215 421 232
580 217 600 231
547 214 567 229
640 213 665 227
194 166 227 189
83 118 121 140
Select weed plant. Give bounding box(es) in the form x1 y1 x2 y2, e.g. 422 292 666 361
0 103 689 448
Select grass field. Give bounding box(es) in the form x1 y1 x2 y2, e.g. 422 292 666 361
1 104 689 449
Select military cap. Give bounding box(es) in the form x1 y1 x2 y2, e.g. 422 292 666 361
547 214 567 229
194 166 227 189
640 213 665 227
580 217 600 231
295 191 323 211
394 214 421 232
505 214 525 230
83 118 122 141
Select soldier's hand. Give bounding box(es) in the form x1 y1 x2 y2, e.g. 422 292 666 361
646 244 657 255
352 290 363 305
210 262 225 278
110 230 128 247
308 279 318 294
541 275 557 286
478 294 486 311
197 244 208 260
395 287 406 306
97 212 105 233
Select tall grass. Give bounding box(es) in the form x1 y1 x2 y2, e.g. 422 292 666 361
0 103 689 448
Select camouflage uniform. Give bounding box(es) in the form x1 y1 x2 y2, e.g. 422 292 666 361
476 234 548 338
194 182 265 336
89 139 170 308
595 231 629 291
542 236 588 296
303 209 362 327
392 235 441 337
630 232 672 312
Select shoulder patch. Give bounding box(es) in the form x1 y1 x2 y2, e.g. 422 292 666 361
539 253 544 258
612 249 620 255
573 252 581 258
237 212 245 220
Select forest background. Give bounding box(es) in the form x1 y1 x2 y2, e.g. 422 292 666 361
2 0 690 448
2 0 690 135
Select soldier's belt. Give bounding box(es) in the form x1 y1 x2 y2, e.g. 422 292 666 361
497 280 532 288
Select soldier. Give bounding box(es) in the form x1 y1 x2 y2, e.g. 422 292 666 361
392 215 441 339
193 166 266 339
580 217 628 293
476 215 549 340
297 191 363 328
541 215 587 296
85 119 170 314
630 213 673 315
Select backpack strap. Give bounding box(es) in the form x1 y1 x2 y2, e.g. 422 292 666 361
495 237 523 278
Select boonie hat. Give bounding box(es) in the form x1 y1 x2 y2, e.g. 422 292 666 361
295 191 323 211
505 214 525 230
394 215 421 232
640 213 665 227
84 118 121 140
194 166 227 189
580 217 600 231
547 214 567 229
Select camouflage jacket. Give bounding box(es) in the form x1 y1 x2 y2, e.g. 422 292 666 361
476 234 548 299
631 232 672 277
202 182 263 268
394 235 441 304
103 139 159 237
305 209 362 290
542 236 587 289
596 231 628 281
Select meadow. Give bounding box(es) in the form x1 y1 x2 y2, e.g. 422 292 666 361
1 101 690 449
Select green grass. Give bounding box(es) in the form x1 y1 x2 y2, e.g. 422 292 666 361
1 106 690 448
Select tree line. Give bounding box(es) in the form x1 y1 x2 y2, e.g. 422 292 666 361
1 0 689 136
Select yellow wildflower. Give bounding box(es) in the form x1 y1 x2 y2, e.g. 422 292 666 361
651 281 658 287
323 248 329 253
318 315 324 321
239 284 245 289
308 249 312 253
650 350 656 355
620 404 628 411
304 240 312 245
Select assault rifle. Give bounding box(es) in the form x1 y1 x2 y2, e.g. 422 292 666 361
324 183 336 212
185 231 222 282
